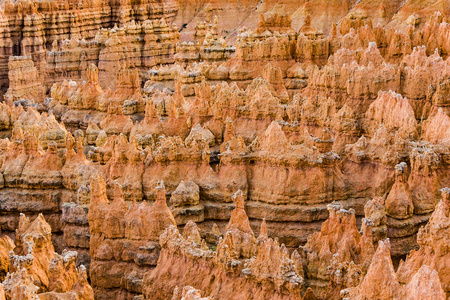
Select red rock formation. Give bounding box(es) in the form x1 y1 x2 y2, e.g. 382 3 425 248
49 64 141 131
4 56 45 105
422 107 450 146
171 286 211 300
0 3 449 300
365 91 417 138
142 195 306 299
397 188 450 294
0 214 93 300
244 219 304 292
88 174 176 298
170 180 204 225
342 238 446 300
10 213 56 290
341 239 403 299
385 162 414 220
342 187 450 299
0 0 179 92
364 197 387 242
300 202 374 297
0 234 14 281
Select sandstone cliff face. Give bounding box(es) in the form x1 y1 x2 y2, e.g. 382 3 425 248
0 0 178 89
396 188 450 294
0 235 14 282
0 105 100 272
142 192 305 300
342 240 446 300
0 0 447 97
4 56 45 105
1 55 449 296
88 175 176 298
0 2 449 300
0 213 93 300
300 202 374 298
342 188 450 299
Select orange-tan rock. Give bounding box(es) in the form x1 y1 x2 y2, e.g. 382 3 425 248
300 202 374 298
0 3 448 300
142 193 306 299
88 174 176 298
5 56 45 105
0 213 93 300
342 187 450 299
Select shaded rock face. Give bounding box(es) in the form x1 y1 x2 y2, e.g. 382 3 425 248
396 188 450 294
0 2 450 300
300 202 375 298
0 107 98 272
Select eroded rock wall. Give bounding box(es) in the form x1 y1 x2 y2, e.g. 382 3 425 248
0 2 448 300
0 213 94 300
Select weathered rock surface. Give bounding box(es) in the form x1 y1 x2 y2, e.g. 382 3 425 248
88 175 176 298
0 2 448 300
342 188 450 299
0 213 93 300
142 193 305 299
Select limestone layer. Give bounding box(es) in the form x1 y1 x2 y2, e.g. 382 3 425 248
0 2 449 300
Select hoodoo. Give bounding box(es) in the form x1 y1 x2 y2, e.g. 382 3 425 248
0 0 449 299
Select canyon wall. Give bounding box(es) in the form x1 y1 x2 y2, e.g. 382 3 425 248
0 0 179 96
0 213 94 300
0 1 448 299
